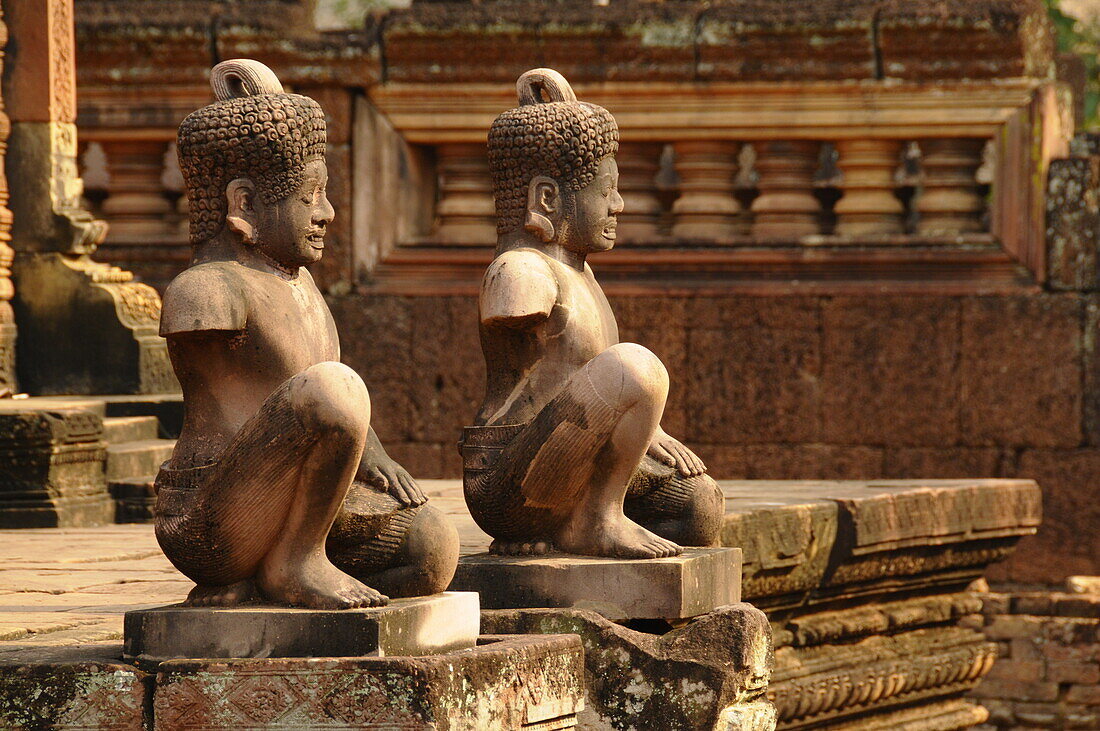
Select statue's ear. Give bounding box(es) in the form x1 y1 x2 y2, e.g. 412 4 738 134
225 178 258 245
525 176 559 243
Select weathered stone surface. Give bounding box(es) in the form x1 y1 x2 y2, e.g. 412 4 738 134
0 647 148 730
972 586 1100 729
1047 157 1100 291
878 0 1054 80
482 603 774 730
383 1 701 84
960 295 1083 448
151 633 584 730
1002 449 1100 583
821 296 961 447
452 547 741 620
686 297 821 445
722 479 1041 610
124 592 480 665
0 404 113 528
697 0 878 82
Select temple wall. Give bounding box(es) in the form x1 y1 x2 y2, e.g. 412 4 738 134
974 585 1100 729
70 0 1097 589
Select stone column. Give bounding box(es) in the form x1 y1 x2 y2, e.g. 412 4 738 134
751 140 822 239
671 141 741 240
435 143 495 245
834 139 905 236
616 142 663 242
916 138 987 235
2 0 176 395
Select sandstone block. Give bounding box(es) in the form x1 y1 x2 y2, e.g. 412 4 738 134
1048 660 1100 685
124 592 480 664
1067 683 1100 705
151 633 584 730
0 653 147 729
451 547 741 620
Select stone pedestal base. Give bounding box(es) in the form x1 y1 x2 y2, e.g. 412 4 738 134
0 634 585 730
124 592 480 664
451 546 742 619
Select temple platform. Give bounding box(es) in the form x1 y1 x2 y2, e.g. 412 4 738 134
0 478 1040 730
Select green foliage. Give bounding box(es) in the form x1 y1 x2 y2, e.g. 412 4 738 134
1046 0 1100 130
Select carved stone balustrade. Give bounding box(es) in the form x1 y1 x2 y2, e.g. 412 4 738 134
98 139 174 241
74 0 1067 293
670 140 742 241
751 141 823 239
616 142 664 242
917 138 988 236
834 139 906 236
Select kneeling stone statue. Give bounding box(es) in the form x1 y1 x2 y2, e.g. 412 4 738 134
463 69 725 559
156 59 458 609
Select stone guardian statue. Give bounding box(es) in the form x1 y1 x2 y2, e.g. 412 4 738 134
463 68 724 559
156 59 458 609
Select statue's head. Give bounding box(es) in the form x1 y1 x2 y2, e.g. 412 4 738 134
488 68 622 253
177 59 333 268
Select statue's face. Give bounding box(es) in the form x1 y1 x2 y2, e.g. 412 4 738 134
254 158 334 268
561 156 623 254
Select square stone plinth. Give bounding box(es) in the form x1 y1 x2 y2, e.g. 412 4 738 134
450 547 742 619
124 591 479 664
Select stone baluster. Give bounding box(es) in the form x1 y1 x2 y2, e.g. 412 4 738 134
916 138 986 235
751 140 822 239
435 143 496 245
670 141 741 240
834 139 905 236
98 139 175 241
616 142 663 242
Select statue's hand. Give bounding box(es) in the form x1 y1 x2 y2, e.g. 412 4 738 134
647 433 706 477
360 459 428 508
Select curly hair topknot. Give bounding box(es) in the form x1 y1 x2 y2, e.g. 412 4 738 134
177 60 327 245
488 69 619 235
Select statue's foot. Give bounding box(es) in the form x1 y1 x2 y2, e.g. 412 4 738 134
489 539 553 556
556 514 682 559
183 579 258 607
257 555 389 609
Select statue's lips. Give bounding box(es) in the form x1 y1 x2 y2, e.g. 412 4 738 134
602 222 617 241
307 233 325 250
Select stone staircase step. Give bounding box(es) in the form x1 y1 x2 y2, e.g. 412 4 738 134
109 477 157 524
106 439 175 481
103 416 159 444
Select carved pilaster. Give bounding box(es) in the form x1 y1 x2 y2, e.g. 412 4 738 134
435 143 495 245
834 139 905 236
670 141 741 240
0 7 15 390
616 142 663 242
99 139 174 241
4 0 176 395
916 138 986 235
751 140 822 239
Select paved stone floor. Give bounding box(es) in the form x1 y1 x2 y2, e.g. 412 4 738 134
0 480 490 661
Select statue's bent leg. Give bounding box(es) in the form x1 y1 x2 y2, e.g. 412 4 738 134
467 343 683 559
157 361 384 609
625 456 724 546
332 504 460 598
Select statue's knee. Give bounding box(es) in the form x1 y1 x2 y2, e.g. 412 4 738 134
290 362 370 440
594 343 669 410
403 506 460 593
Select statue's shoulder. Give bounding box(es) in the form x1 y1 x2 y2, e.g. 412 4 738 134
160 261 250 336
480 248 559 326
